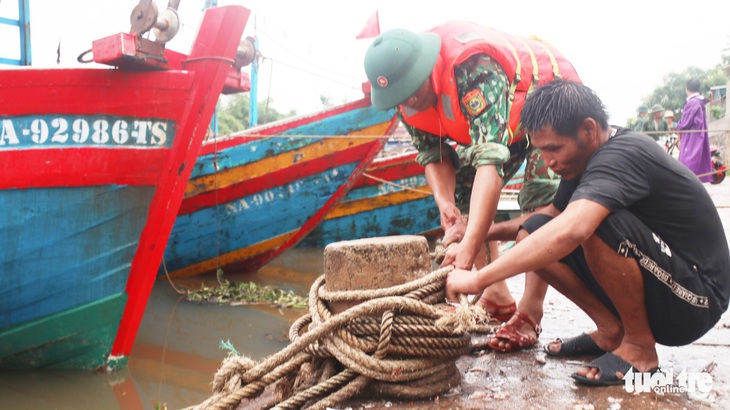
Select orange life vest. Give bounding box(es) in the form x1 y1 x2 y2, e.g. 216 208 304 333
401 21 581 145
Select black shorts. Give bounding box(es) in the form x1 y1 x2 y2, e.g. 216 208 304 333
521 211 720 346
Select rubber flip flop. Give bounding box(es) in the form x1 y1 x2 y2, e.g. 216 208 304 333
544 332 605 357
571 352 660 387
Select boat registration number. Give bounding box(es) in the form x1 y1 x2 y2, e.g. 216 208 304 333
0 115 175 148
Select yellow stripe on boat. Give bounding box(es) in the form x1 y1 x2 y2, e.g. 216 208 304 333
185 122 392 197
166 231 296 278
324 185 432 220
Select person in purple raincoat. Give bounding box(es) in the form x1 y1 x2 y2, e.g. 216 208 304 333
676 78 713 182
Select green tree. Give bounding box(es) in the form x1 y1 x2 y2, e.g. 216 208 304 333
642 65 727 122
257 99 296 126
215 94 296 135
216 94 249 135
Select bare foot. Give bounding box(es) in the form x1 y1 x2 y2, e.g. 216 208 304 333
489 311 541 352
477 291 516 322
477 299 516 322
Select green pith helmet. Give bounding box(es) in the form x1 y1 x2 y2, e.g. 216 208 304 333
650 103 664 114
364 28 441 110
637 104 649 113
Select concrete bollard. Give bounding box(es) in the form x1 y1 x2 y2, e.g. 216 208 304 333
323 235 432 313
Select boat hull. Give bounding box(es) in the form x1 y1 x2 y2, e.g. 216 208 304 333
163 98 397 277
0 5 249 370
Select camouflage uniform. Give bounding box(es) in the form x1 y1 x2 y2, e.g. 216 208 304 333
627 115 645 132
642 117 670 141
399 54 559 213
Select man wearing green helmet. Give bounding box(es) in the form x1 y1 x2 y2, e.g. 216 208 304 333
626 104 649 132
642 103 670 142
364 22 580 352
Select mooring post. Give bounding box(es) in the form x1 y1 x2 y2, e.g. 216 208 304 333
323 235 432 313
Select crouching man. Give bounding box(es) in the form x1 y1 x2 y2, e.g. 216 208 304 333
445 79 730 386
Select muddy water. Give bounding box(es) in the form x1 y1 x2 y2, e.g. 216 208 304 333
131 249 324 409
0 248 323 410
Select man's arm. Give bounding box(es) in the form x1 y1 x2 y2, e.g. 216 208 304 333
486 203 561 242
444 202 561 245
398 109 462 231
440 54 511 269
457 164 502 250
445 198 611 298
424 160 460 231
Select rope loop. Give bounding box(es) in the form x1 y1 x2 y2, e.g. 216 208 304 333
184 259 494 410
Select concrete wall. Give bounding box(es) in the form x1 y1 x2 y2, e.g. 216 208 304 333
709 77 730 160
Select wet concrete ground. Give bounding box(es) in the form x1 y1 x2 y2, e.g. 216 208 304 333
339 182 730 410
367 275 729 410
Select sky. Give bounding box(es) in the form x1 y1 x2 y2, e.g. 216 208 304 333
2 0 730 125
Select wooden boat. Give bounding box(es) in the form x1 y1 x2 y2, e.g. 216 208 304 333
0 4 250 370
162 95 398 277
299 147 525 248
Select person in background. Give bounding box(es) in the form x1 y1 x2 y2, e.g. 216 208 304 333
445 79 730 386
676 78 713 182
626 104 649 131
663 110 679 157
641 103 669 142
664 110 676 130
364 24 576 352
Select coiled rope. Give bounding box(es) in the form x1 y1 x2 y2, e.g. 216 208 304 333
185 265 493 410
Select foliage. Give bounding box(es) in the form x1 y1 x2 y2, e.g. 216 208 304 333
710 105 726 122
320 94 334 108
184 269 308 309
216 94 296 135
642 66 728 122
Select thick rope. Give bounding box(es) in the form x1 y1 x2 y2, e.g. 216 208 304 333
184 266 493 410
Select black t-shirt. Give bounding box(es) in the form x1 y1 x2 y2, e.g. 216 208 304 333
554 127 729 299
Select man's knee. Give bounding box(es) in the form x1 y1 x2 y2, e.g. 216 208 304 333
592 209 640 248
516 228 529 241
520 213 552 235
517 213 552 242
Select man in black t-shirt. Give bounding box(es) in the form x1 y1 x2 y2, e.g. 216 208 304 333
445 79 730 386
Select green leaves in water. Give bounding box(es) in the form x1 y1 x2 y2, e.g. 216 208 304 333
219 339 240 357
184 269 308 309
